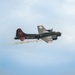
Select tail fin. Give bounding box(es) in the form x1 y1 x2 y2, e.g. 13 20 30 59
16 28 25 37
15 28 25 41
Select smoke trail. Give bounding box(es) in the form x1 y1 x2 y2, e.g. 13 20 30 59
0 39 43 47
13 39 42 45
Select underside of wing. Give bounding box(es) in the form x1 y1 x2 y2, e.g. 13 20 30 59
41 36 53 43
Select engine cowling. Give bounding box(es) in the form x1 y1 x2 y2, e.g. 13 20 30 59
57 32 61 36
52 37 57 40
52 35 57 40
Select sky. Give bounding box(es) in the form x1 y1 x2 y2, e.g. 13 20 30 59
0 0 75 75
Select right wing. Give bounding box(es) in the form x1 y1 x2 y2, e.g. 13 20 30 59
42 36 53 43
37 25 48 34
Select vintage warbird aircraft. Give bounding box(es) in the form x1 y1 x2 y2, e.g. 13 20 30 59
14 25 61 43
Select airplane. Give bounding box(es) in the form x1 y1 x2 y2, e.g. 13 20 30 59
14 25 61 43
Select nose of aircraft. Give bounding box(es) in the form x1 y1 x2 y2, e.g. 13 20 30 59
57 32 62 36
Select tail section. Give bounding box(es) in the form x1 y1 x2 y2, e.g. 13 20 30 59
15 28 26 41
16 28 24 37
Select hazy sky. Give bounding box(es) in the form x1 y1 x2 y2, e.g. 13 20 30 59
0 0 75 75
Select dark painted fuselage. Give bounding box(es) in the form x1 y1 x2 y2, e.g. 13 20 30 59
14 28 61 41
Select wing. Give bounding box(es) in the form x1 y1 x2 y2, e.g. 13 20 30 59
37 25 48 34
41 36 53 43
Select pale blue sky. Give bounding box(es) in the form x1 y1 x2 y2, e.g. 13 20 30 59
0 0 75 75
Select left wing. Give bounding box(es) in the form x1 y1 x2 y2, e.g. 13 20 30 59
37 25 48 34
41 36 53 43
